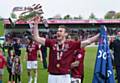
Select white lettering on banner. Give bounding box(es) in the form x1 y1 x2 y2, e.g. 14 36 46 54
103 52 107 60
103 39 106 44
98 50 107 60
107 70 112 77
98 50 102 58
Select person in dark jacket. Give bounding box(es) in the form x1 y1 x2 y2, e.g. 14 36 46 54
41 45 47 69
13 38 21 57
110 32 120 83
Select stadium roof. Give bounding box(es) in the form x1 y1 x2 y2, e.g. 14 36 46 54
3 19 120 24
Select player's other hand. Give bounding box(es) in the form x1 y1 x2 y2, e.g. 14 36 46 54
40 57 43 62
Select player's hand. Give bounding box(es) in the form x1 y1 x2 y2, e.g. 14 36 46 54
31 16 43 24
71 61 80 69
40 57 43 62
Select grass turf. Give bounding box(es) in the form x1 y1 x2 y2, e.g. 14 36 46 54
0 20 4 36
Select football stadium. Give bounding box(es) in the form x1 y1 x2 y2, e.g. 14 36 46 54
0 1 120 83
0 18 119 83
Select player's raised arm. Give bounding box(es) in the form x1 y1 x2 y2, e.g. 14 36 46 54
81 33 100 48
32 16 46 45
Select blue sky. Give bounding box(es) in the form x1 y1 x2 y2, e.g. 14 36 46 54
0 0 120 19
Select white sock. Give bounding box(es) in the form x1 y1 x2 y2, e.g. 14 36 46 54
28 76 32 83
34 76 37 83
34 72 37 83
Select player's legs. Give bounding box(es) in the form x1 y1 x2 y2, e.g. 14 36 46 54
71 77 81 83
27 61 32 83
57 74 71 83
48 74 71 83
32 61 38 83
27 69 32 83
48 74 57 83
81 75 84 83
33 69 37 83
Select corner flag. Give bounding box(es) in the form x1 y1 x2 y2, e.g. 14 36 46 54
92 25 115 83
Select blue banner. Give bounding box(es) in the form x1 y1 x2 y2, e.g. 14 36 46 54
92 25 115 83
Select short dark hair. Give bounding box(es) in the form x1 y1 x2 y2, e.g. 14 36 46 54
59 25 66 28
58 25 69 33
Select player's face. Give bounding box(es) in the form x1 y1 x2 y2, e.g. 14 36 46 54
56 28 66 41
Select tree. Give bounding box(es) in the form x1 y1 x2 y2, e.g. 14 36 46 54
73 15 82 19
114 12 120 19
63 14 72 19
89 13 97 19
104 11 116 19
0 16 3 20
